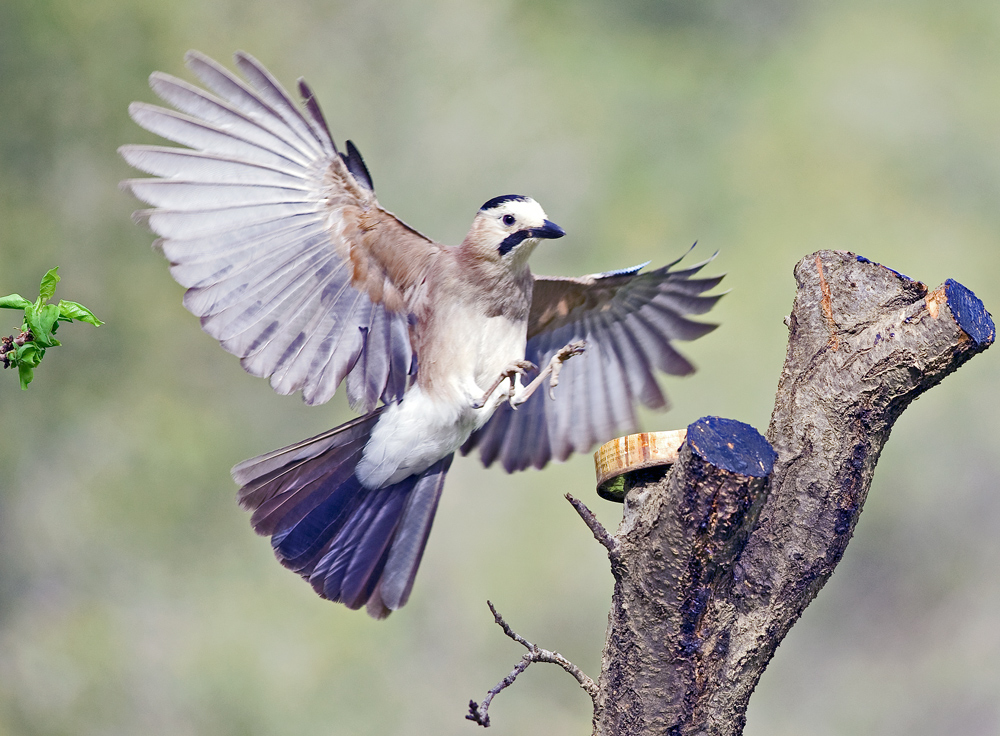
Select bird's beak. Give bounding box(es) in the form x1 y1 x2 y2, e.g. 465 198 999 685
529 220 565 240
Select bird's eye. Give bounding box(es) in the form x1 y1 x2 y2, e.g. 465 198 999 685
502 214 516 227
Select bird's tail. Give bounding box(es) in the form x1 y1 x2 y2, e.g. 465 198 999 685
232 408 453 619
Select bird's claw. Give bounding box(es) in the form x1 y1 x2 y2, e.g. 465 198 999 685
508 359 538 376
547 340 586 400
474 342 585 410
474 360 537 409
505 340 587 408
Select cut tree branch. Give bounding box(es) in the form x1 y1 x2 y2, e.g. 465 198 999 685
593 416 776 735
470 251 993 734
590 251 994 735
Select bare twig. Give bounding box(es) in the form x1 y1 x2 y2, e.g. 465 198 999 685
466 600 597 728
565 493 620 566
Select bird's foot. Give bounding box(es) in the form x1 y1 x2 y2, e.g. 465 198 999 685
472 360 537 409
509 340 586 408
543 340 586 400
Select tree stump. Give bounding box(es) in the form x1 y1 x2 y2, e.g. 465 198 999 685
470 251 993 735
588 251 994 735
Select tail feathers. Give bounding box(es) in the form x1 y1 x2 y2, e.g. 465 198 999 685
233 411 452 618
234 410 384 537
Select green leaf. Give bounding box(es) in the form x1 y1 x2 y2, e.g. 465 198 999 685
58 300 104 327
38 304 61 346
38 267 60 302
11 342 44 390
18 361 34 390
15 342 44 367
24 303 61 348
0 294 32 310
23 306 42 341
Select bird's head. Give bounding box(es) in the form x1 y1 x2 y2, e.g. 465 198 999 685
462 195 565 268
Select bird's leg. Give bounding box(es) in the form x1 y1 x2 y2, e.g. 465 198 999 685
472 360 537 409
510 340 586 408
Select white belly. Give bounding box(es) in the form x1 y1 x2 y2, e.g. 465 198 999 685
355 311 527 488
355 386 476 487
441 307 528 391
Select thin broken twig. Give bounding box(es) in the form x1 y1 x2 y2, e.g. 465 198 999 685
466 600 597 728
566 493 620 567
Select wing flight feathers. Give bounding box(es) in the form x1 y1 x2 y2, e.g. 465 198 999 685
121 51 440 411
463 253 723 472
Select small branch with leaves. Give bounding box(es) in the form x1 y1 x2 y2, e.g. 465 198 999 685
0 267 103 389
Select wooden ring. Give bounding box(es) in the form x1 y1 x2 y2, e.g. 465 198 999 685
594 429 687 502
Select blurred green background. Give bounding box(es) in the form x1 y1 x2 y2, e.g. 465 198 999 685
1 0 998 734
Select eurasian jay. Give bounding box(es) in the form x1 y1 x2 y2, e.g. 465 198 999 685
121 51 722 618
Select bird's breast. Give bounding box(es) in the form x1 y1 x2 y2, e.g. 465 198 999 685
420 302 528 401
355 305 529 489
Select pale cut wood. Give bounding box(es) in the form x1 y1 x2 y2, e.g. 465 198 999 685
594 429 687 500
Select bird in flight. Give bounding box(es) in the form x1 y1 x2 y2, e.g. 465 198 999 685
121 51 722 618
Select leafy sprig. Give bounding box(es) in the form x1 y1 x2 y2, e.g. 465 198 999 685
0 268 103 389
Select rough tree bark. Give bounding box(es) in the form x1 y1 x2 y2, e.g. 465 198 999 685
585 250 994 735
469 250 993 733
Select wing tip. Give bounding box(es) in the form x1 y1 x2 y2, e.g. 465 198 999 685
233 50 268 81
184 48 210 64
126 100 148 123
147 70 185 98
298 77 337 154
130 208 153 226
183 49 212 72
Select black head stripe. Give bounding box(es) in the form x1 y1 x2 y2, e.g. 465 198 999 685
497 230 531 256
480 194 529 212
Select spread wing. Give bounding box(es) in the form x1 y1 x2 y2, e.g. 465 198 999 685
120 50 441 411
461 252 723 472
